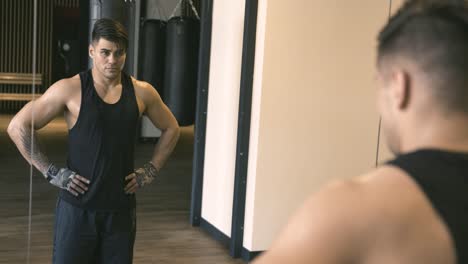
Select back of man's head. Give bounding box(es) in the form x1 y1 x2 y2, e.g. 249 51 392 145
92 18 128 52
378 0 468 114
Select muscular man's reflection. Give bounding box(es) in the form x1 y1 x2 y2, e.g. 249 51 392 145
7 18 180 264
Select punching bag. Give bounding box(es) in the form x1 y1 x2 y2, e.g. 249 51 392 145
138 19 166 99
163 16 200 126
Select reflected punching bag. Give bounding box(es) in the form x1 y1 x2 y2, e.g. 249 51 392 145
163 17 200 126
138 19 166 99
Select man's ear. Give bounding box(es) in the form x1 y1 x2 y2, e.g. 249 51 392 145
89 44 94 59
392 70 411 110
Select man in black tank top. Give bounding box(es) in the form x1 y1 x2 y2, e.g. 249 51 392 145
7 19 180 263
254 1 468 264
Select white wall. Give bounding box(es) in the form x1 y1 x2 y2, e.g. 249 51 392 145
244 0 392 251
200 0 246 236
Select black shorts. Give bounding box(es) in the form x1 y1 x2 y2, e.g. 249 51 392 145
52 198 136 264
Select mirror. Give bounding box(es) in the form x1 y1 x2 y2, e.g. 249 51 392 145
0 0 242 263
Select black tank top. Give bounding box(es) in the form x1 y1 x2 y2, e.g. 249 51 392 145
388 149 468 264
60 69 139 211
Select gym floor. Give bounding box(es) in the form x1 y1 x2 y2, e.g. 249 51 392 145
0 115 244 264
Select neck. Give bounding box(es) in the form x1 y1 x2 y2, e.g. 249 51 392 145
91 67 121 88
400 112 468 154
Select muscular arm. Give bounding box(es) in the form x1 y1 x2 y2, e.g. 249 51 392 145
141 83 180 171
7 80 68 174
8 78 90 196
125 81 180 193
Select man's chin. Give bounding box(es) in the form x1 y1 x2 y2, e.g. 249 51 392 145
104 70 119 78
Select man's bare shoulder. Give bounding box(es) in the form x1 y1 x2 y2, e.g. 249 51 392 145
254 166 453 263
46 74 81 93
277 166 430 240
295 168 410 233
356 166 455 263
60 74 80 87
131 77 161 101
301 166 412 214
357 165 437 215
331 166 435 228
40 74 81 102
131 77 153 92
253 176 379 263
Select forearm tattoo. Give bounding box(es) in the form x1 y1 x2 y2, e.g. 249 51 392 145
16 125 50 175
10 119 77 192
134 162 158 188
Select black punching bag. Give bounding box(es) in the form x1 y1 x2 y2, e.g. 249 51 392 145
138 19 166 99
163 17 200 126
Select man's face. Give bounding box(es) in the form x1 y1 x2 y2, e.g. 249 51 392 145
89 38 126 79
376 65 401 155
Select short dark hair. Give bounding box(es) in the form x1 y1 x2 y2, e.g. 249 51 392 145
378 0 468 113
92 18 128 52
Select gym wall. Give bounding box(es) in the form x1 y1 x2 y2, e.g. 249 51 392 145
200 0 246 237
243 0 395 252
0 0 81 113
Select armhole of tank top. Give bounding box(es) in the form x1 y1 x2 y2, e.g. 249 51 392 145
68 72 87 133
128 75 141 119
